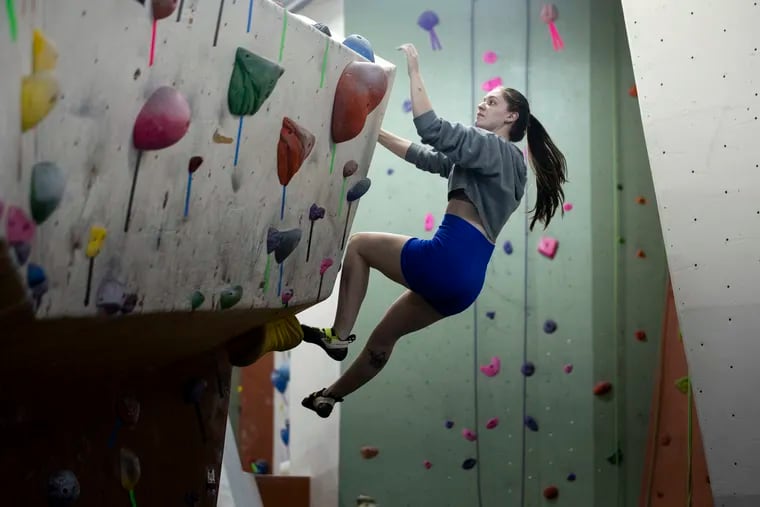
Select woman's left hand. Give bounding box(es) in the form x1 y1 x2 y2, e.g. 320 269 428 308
396 43 420 75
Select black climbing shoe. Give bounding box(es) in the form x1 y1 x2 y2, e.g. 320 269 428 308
301 388 343 418
301 325 355 361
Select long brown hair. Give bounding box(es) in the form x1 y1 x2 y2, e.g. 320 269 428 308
501 87 568 231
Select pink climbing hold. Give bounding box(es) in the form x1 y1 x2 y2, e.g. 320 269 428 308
461 428 477 441
563 202 573 211
479 356 501 377
133 86 191 151
423 460 432 469
481 77 503 92
486 417 499 429
563 363 573 374
6 206 35 244
319 258 334 275
537 236 559 259
482 50 498 64
424 212 435 231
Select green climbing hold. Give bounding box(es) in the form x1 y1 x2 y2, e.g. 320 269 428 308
606 447 623 465
190 290 205 310
30 161 65 224
220 285 243 310
674 376 689 394
228 47 284 116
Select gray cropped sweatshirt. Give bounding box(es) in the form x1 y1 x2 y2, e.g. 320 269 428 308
404 110 528 243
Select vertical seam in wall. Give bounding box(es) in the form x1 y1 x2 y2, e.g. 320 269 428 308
520 0 531 506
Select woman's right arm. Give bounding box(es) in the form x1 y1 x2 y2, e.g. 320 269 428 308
378 128 453 178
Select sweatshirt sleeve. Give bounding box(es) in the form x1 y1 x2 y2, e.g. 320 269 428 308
404 142 453 179
413 110 505 176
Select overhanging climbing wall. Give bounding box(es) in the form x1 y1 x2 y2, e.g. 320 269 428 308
620 2 760 505
0 0 393 504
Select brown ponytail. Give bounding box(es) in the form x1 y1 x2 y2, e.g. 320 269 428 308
501 88 568 231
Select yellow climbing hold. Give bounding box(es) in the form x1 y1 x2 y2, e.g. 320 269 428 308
674 376 689 394
21 71 59 131
86 226 107 258
32 29 58 72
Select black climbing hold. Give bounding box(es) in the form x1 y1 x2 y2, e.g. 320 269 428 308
273 229 302 264
567 473 576 482
347 177 371 202
524 415 539 432
313 22 331 36
47 470 81 506
543 319 557 333
121 293 138 314
462 458 477 470
521 362 535 376
444 419 454 429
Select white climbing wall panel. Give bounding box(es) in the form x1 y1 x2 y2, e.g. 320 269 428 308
0 0 394 319
620 1 760 505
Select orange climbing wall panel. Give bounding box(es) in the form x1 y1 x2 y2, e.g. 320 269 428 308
639 278 713 506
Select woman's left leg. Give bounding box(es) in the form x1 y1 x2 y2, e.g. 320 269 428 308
302 289 443 417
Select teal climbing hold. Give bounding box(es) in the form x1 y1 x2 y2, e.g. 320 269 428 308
190 290 205 310
30 161 65 224
220 285 243 309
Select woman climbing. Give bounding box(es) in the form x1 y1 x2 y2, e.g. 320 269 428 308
300 43 568 418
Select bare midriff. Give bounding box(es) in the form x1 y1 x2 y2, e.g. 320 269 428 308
446 189 493 244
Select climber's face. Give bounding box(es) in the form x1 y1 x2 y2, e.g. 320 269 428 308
475 88 518 132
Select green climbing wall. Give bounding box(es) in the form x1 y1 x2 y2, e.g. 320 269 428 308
339 1 668 506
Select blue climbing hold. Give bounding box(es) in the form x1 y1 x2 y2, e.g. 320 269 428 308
280 421 290 446
271 363 290 393
503 240 513 255
485 311 495 320
521 362 535 376
402 99 412 113
543 319 557 334
462 458 477 470
524 415 539 432
444 419 454 429
387 168 394 175
567 473 576 481
27 263 46 288
342 34 375 62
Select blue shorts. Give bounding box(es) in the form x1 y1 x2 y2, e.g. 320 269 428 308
400 213 494 316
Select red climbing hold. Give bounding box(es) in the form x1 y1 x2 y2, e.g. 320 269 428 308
634 329 647 342
133 86 191 151
360 446 379 459
593 381 612 396
543 486 559 499
331 62 388 143
152 0 178 19
628 84 638 98
278 117 315 186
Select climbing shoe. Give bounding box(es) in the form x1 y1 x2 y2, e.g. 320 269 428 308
301 388 343 418
301 325 355 361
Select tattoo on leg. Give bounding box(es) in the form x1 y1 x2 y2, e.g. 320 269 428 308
367 349 388 370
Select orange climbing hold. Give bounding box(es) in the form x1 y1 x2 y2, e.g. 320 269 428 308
360 446 379 459
277 117 315 186
543 485 559 499
331 62 388 143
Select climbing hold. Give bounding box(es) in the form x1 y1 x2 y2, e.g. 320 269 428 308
481 77 503 93
563 363 573 374
634 329 647 342
606 447 623 465
280 422 290 446
524 415 539 432
305 204 325 262
360 446 379 459
674 376 689 394
119 448 141 498
540 4 564 51
228 47 284 117
402 99 412 113
27 263 48 305
213 128 234 144
152 0 178 19
6 206 35 246
32 29 58 72
462 458 477 470
503 240 513 255
417 10 442 50
96 278 127 315
133 86 191 150
444 419 454 429
347 178 371 202
543 319 557 334
628 84 638 98
313 22 332 36
485 311 495 319
271 363 290 393
563 202 573 211
423 460 432 469
30 161 65 224
251 459 270 474
593 381 612 396
319 258 333 275
543 486 559 499
461 428 477 441
660 434 671 446
86 225 107 257
357 495 377 506
268 228 302 263
482 50 498 64
479 356 500 377
13 242 31 265
424 212 435 231
387 168 394 175
331 62 388 143
121 293 137 314
343 160 358 178
567 473 576 481
281 288 294 306
21 71 60 132
47 470 80 506
485 417 499 429
343 34 375 62
635 195 647 205
538 236 559 259
636 249 646 258
220 285 243 309
521 362 535 377
278 117 315 186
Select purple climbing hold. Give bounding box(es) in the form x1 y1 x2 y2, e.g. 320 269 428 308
543 319 557 334
485 311 495 320
524 415 539 432
521 362 535 376
402 99 412 113
462 458 477 470
309 203 326 221
503 240 513 255
417 10 442 50
445 419 454 429
386 168 394 175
